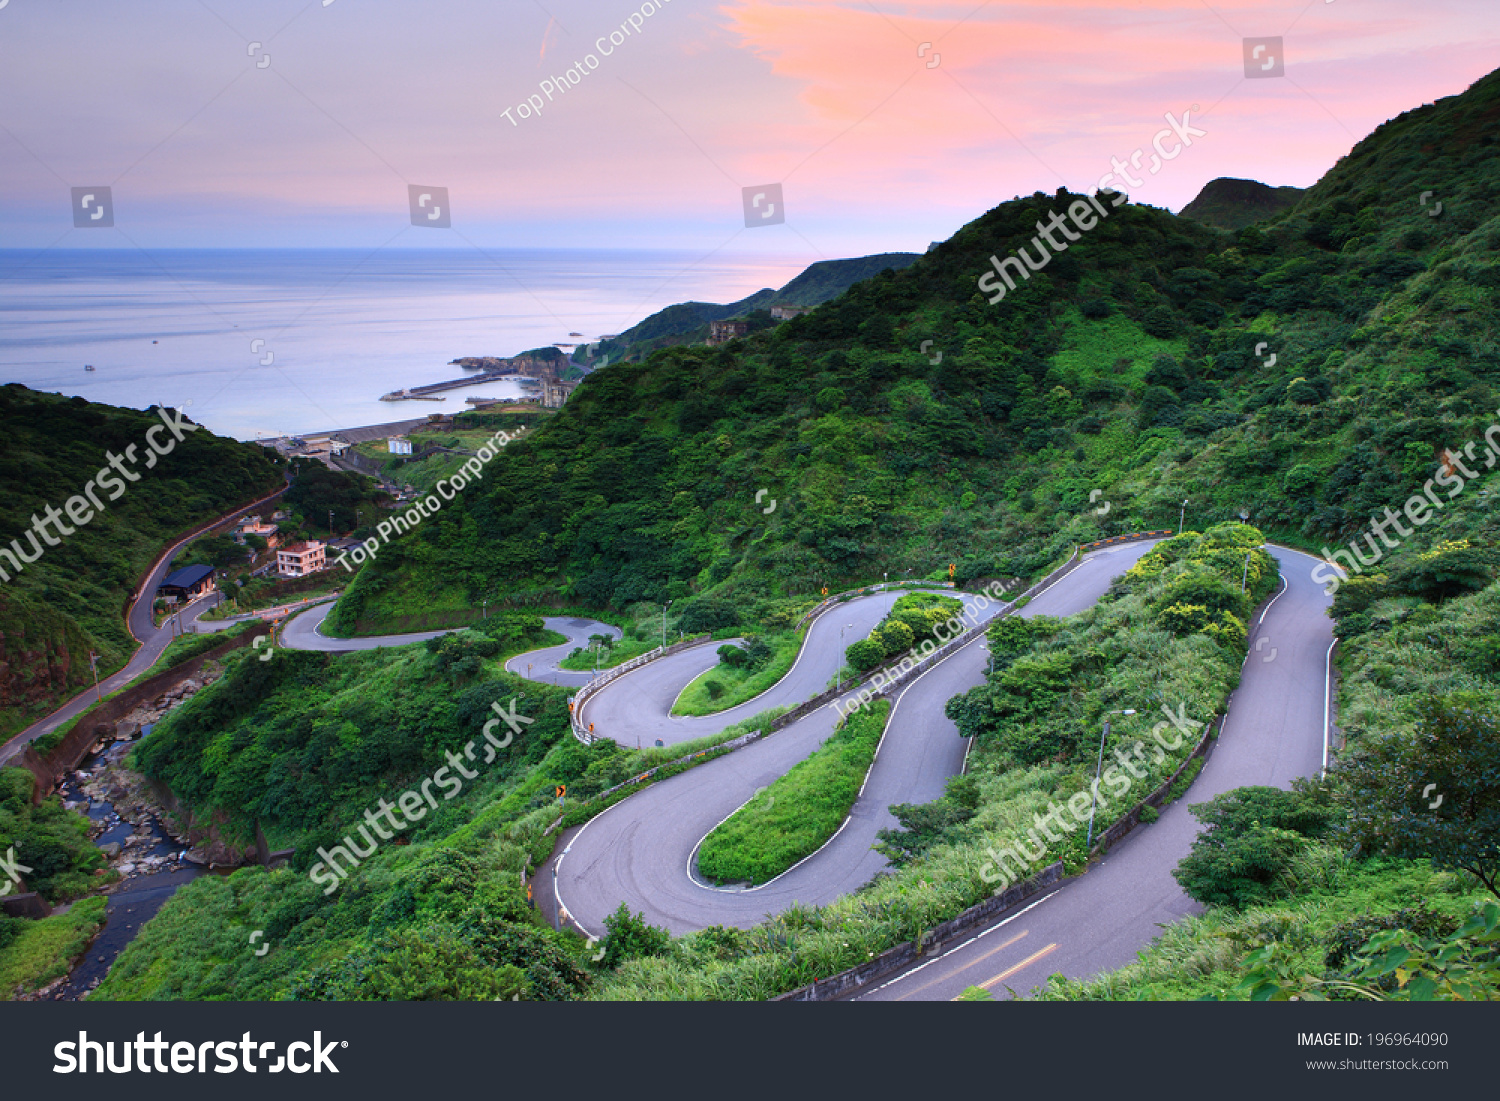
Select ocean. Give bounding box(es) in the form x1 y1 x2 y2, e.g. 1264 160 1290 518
0 248 808 440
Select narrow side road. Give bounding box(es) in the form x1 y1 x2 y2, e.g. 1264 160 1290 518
0 484 287 766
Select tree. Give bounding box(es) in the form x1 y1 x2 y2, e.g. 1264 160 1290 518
1172 783 1339 908
1335 696 1500 899
598 902 670 968
845 638 885 672
875 775 979 865
178 534 246 570
877 619 914 656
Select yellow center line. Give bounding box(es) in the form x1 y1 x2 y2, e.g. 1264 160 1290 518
894 931 1029 1002
967 942 1059 996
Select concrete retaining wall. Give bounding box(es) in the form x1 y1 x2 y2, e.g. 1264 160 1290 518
775 862 1066 1001
13 623 272 798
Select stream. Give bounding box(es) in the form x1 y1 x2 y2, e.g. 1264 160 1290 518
45 738 209 1000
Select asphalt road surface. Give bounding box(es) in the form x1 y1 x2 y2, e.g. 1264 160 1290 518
855 544 1333 1001
504 619 623 687
573 587 970 749
278 601 458 651
545 542 1163 939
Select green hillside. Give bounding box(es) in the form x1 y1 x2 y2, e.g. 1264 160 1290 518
330 64 1500 638
772 252 923 306
590 251 920 364
1178 177 1305 230
0 388 284 741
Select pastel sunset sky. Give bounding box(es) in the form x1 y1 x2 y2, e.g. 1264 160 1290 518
1 0 1497 259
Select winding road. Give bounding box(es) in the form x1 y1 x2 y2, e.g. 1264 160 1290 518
856 545 1333 1000
547 542 1166 936
267 538 1331 1000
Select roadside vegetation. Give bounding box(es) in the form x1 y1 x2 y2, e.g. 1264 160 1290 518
843 592 964 673
695 701 889 885
671 633 800 716
0 897 108 1000
559 634 654 672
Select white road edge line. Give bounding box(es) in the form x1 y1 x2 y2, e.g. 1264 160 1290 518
686 592 997 895
553 792 640 940
857 891 1060 998
1322 637 1336 777
1258 570 1288 626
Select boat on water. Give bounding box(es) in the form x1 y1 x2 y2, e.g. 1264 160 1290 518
84 364 95 371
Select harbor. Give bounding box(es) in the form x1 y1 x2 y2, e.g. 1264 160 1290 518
380 368 538 402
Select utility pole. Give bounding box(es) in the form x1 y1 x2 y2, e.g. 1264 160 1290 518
662 600 672 650
89 651 102 702
1089 710 1137 849
1241 549 1252 593
1178 499 1188 535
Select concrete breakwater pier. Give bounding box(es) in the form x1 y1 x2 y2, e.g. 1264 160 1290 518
380 368 537 401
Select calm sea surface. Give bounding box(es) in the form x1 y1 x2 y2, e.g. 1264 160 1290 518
0 248 807 439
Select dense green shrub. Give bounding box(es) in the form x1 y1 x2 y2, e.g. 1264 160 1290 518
599 902 671 968
1173 784 1341 908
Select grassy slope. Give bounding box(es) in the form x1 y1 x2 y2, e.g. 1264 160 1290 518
558 636 657 671
0 897 108 1000
695 701 889 885
0 388 284 740
670 632 800 716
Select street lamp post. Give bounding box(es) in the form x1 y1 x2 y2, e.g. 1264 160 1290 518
482 599 488 620
1088 709 1137 850
837 623 855 691
1241 549 1252 593
1178 499 1188 535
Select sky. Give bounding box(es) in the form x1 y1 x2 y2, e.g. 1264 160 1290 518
0 0 1497 260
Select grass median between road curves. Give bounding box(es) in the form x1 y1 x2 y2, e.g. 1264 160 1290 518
559 635 658 671
695 700 891 886
670 631 802 717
